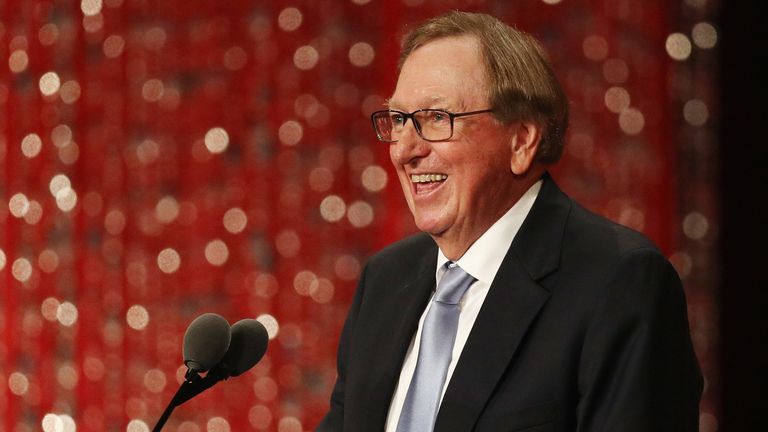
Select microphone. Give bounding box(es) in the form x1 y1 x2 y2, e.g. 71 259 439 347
211 319 269 377
152 314 269 432
182 313 232 375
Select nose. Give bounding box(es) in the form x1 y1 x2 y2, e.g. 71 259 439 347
389 121 430 165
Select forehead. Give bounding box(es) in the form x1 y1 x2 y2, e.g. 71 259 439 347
390 35 488 109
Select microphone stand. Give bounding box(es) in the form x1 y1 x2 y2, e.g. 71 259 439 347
152 367 230 432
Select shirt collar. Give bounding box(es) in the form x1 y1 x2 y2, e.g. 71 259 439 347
436 179 542 284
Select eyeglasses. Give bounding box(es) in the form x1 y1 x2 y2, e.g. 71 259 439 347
370 108 494 142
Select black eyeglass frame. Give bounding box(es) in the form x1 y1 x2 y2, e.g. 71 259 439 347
370 108 494 142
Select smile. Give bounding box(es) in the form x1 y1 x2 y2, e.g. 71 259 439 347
410 173 448 183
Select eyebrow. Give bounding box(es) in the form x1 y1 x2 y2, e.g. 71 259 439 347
386 95 450 110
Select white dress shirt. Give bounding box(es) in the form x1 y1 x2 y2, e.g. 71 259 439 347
384 180 542 431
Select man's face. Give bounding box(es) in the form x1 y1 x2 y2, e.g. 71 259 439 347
389 35 521 251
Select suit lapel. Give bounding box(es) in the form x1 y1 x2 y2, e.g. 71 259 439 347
355 246 437 430
435 174 571 431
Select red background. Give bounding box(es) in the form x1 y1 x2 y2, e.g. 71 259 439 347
1 0 719 431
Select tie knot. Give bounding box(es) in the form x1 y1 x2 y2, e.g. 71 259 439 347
434 263 475 305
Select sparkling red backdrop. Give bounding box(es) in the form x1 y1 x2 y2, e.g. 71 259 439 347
1 0 718 431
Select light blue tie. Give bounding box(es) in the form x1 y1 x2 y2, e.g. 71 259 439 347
396 262 475 432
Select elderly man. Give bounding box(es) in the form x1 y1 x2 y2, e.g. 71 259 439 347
318 11 702 432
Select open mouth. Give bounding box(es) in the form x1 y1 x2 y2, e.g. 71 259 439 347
410 173 447 195
410 173 447 183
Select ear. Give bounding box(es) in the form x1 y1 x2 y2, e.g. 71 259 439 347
509 121 542 175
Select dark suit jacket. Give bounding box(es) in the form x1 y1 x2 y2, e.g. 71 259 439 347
318 174 702 431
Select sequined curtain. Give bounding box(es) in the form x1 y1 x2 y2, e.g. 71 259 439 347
0 0 718 431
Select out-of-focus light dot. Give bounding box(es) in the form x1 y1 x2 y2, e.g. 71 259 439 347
347 201 374 228
293 270 317 296
320 195 345 222
277 7 302 31
142 79 164 102
49 174 71 196
666 33 692 61
24 200 43 224
293 45 319 70
604 87 631 113
21 133 43 158
294 93 319 117
582 35 609 61
60 80 81 104
541 0 563 4
81 0 103 16
57 302 78 326
126 419 150 432
103 34 125 58
602 58 629 84
38 23 59 46
59 141 80 165
42 413 62 432
278 416 303 432
361 165 388 192
155 196 179 223
278 120 303 146
137 139 160 164
41 297 60 321
692 22 717 49
12 257 33 282
618 108 645 135
38 250 59 273
56 187 78 212
177 422 201 432
83 13 104 33
83 357 105 381
60 414 76 432
9 49 29 73
683 211 709 240
334 254 361 281
144 369 166 393
39 72 61 96
207 417 230 432
0 248 6 270
310 278 334 303
205 239 229 266
683 99 709 126
349 42 375 67
9 193 30 217
669 251 693 279
275 229 300 258
223 46 247 71
52 124 73 148
253 376 278 401
157 248 180 274
105 209 126 235
249 404 273 429
8 372 30 395
143 27 167 50
257 314 279 339
57 364 79 390
309 167 334 192
126 304 150 330
223 207 247 233
205 127 229 154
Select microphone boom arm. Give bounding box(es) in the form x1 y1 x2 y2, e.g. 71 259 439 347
152 368 229 432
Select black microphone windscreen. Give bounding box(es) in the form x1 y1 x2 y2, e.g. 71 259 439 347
182 313 231 372
219 319 269 377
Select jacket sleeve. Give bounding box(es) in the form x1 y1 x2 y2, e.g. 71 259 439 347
316 264 368 431
576 247 703 431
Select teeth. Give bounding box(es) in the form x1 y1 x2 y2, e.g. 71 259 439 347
410 174 447 183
